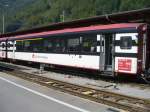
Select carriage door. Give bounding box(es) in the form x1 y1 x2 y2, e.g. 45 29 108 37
8 40 15 59
0 41 6 58
97 35 105 71
12 41 16 59
97 34 114 72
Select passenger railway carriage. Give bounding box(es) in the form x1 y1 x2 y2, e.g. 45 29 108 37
0 23 150 81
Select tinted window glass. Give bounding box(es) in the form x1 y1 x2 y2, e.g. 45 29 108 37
81 35 97 53
32 38 43 52
67 38 80 52
2 43 5 48
43 38 54 52
120 36 132 49
54 39 66 52
16 40 24 51
24 40 32 51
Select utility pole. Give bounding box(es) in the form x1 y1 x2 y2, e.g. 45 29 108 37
60 10 65 22
2 14 5 34
62 10 65 22
0 4 9 34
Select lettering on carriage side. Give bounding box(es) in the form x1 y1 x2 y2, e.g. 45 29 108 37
118 59 132 71
32 54 48 59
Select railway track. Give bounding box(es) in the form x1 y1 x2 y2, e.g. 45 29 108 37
0 64 150 112
2 61 150 85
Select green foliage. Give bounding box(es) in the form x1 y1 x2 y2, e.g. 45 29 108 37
119 0 150 11
0 0 150 33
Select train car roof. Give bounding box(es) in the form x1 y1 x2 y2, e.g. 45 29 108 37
0 7 150 38
5 23 145 40
0 38 6 41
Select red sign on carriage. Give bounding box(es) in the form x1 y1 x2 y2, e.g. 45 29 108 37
118 59 132 71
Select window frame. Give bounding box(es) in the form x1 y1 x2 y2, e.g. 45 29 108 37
81 34 97 54
66 36 81 53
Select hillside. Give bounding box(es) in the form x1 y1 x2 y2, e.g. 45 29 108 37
0 0 36 33
1 0 150 33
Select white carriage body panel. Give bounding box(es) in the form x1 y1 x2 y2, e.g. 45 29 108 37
115 33 138 40
7 52 14 59
115 57 137 74
10 52 99 70
115 33 138 74
115 46 138 53
115 33 138 53
0 51 6 58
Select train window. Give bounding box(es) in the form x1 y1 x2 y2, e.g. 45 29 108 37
16 40 24 51
7 43 10 48
43 38 54 52
67 38 80 52
32 39 44 52
2 43 5 48
54 39 66 52
120 36 132 49
7 41 13 48
81 35 97 53
24 40 32 51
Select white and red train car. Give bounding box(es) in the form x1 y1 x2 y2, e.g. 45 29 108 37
0 23 150 81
